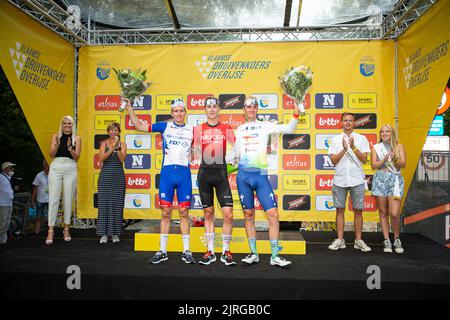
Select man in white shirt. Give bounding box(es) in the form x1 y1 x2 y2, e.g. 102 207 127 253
31 161 49 234
327 113 372 252
0 162 16 244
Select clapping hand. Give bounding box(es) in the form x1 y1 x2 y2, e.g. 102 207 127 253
342 137 349 150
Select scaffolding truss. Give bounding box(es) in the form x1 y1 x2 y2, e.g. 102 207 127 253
7 0 439 46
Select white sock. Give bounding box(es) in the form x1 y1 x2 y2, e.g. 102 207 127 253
182 234 190 252
222 233 231 253
206 232 215 253
160 234 169 253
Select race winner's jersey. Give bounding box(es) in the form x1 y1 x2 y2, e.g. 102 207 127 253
234 116 298 170
149 121 194 167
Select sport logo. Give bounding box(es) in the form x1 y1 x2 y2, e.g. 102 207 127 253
354 113 377 129
219 94 245 109
187 94 214 109
126 174 150 189
282 195 311 211
125 154 151 169
282 134 310 150
315 175 334 190
95 95 120 111
282 154 310 170
315 93 343 109
315 154 335 170
125 115 151 130
315 114 341 129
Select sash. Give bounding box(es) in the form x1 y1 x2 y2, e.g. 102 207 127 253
345 147 368 190
373 142 401 198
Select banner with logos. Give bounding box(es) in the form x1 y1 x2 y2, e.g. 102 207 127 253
0 3 74 163
77 41 394 221
398 0 450 198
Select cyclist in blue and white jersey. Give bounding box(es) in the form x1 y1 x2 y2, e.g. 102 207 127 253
125 98 195 264
235 96 299 267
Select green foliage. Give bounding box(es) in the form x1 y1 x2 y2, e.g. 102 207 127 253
279 66 313 102
0 66 43 191
113 68 150 100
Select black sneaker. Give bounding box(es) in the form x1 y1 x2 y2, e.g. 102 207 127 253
198 251 217 265
150 250 168 264
220 250 237 266
181 250 196 264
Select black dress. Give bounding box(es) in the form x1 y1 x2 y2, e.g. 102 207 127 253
97 147 126 236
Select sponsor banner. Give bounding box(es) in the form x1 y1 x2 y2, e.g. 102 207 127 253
125 134 151 150
155 134 163 149
362 133 378 148
94 134 109 149
257 114 278 122
130 95 151 110
282 154 311 170
156 94 182 110
282 114 311 130
348 93 377 109
315 93 344 109
283 93 310 110
316 195 335 211
251 93 278 109
95 95 120 111
94 115 121 130
219 94 245 109
155 154 163 170
187 114 207 127
349 195 377 211
315 133 339 150
315 154 335 170
282 195 311 211
282 134 310 150
125 194 151 209
187 94 214 110
315 174 334 190
219 114 246 129
282 175 311 191
125 115 151 130
315 114 341 129
156 114 173 122
126 174 151 189
125 154 151 169
354 113 377 129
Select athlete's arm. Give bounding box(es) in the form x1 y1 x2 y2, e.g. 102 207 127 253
124 99 149 132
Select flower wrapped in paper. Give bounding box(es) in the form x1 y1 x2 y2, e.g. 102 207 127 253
279 65 313 116
113 68 150 111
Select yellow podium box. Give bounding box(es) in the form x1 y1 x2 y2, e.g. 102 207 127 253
135 227 306 255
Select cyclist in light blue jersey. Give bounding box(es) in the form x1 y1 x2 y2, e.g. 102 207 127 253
235 96 299 267
125 98 195 265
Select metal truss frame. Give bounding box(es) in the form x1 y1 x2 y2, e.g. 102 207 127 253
7 0 438 46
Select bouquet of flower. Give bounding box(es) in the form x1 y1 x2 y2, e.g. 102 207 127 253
113 68 150 111
279 65 313 116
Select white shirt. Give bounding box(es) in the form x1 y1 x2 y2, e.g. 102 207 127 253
32 171 49 203
0 172 14 206
328 132 370 187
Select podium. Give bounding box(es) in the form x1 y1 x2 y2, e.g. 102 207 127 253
135 226 306 255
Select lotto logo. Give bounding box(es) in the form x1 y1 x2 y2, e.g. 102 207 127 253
315 114 341 129
125 115 151 130
315 175 334 190
187 94 214 110
126 174 150 189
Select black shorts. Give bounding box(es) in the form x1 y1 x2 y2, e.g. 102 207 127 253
197 167 233 208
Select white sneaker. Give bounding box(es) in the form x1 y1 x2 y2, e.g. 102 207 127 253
328 238 346 250
394 238 404 254
270 256 292 267
99 235 108 244
112 235 120 243
354 239 372 252
383 239 393 253
241 253 259 264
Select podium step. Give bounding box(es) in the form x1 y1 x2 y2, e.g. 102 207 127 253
135 226 306 255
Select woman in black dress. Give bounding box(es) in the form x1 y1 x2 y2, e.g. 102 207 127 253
97 122 127 243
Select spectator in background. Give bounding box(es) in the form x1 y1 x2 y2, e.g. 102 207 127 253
46 115 81 245
0 162 16 244
327 112 372 252
31 161 49 235
96 122 127 244
371 124 407 253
